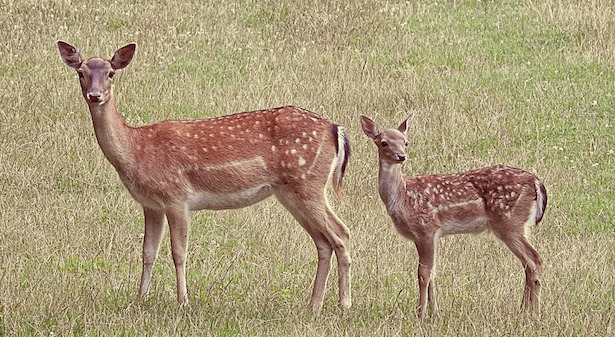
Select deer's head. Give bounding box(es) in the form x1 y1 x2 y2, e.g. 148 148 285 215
360 115 413 165
58 41 136 106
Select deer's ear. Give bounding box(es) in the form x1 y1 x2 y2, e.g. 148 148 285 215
58 41 82 69
110 43 136 70
397 114 413 135
360 115 380 140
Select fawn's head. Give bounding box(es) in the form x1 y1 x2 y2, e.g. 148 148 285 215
360 115 413 164
58 41 136 106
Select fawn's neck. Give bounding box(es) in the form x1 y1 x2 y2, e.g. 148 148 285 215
378 161 407 210
87 94 135 171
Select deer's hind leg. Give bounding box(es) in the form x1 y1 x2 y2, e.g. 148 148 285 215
274 188 351 311
325 208 352 309
504 235 542 311
493 195 543 312
494 218 542 312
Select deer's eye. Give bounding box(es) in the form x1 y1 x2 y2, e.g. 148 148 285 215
109 71 115 78
77 70 84 79
404 141 409 147
381 140 388 148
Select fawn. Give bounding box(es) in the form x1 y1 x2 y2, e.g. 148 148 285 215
360 114 546 319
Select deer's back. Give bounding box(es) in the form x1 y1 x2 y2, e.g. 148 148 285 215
119 106 340 209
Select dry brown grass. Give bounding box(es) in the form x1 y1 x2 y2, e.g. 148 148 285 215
1 0 614 335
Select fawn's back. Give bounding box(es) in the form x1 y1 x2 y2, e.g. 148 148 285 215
393 165 545 240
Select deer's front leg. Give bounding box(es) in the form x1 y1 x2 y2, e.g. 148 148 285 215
139 207 166 300
415 238 436 320
166 204 190 306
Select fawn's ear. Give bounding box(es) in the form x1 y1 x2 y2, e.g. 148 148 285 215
110 44 136 70
360 115 380 140
58 41 82 69
397 114 413 135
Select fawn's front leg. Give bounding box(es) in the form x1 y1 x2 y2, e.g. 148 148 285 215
415 238 436 320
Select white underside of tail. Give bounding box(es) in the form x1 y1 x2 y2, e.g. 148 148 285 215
523 202 538 238
334 127 346 175
535 180 545 223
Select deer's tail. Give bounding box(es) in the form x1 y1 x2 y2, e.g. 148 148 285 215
332 124 350 203
535 179 547 224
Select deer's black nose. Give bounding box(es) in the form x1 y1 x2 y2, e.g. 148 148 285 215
87 92 102 102
397 153 406 162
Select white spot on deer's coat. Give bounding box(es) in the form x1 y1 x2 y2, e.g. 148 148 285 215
295 138 301 143
301 173 306 180
298 157 306 166
302 144 308 150
291 149 297 155
271 145 276 152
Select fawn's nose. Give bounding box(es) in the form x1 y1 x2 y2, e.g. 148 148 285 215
87 92 102 103
397 153 406 162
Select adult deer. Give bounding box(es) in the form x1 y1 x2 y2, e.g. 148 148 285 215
57 41 352 311
360 115 546 319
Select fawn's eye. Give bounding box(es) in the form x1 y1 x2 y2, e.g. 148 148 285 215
381 140 388 147
77 70 84 79
109 71 115 78
404 141 409 147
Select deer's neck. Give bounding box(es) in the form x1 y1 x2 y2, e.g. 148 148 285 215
87 95 135 171
378 161 407 210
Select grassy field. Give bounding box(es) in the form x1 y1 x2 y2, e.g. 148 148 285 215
1 0 614 335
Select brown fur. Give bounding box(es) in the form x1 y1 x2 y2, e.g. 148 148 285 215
58 41 352 311
360 114 546 319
